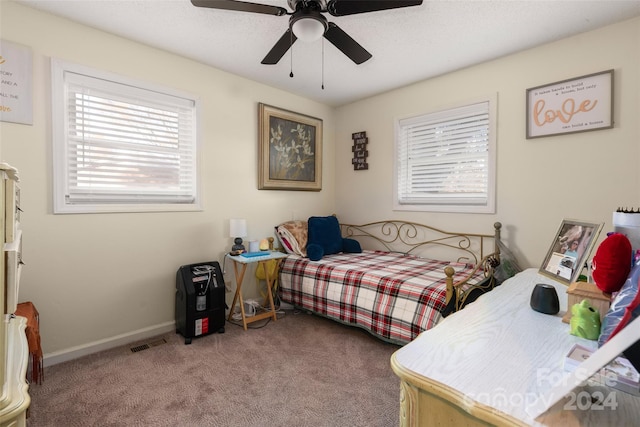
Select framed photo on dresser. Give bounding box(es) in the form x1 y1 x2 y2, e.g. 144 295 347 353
540 219 603 284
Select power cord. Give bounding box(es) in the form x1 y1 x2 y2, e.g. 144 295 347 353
226 308 287 329
229 298 286 321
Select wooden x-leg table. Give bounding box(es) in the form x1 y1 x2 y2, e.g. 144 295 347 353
227 251 287 330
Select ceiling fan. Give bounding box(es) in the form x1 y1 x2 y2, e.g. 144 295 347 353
191 0 423 65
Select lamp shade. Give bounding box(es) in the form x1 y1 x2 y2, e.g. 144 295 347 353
291 16 326 42
229 218 247 238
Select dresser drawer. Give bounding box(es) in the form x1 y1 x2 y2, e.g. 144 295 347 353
4 180 19 245
4 229 22 315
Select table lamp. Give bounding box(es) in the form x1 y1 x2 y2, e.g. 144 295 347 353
229 218 247 254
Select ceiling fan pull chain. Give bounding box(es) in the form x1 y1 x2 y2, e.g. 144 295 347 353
290 30 294 78
321 37 325 90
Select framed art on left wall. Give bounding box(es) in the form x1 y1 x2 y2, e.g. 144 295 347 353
258 103 322 191
0 40 33 125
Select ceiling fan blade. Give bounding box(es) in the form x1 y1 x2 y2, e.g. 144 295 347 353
190 0 288 16
327 0 423 16
323 22 372 64
261 29 298 64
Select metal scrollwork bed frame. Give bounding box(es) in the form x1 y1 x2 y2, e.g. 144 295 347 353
340 220 502 312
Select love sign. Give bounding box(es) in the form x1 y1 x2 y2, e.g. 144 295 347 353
526 70 613 139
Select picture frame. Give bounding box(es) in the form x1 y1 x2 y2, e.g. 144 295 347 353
258 103 322 191
539 219 603 285
0 39 33 125
526 69 613 139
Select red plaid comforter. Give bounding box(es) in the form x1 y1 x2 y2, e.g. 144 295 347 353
278 250 485 344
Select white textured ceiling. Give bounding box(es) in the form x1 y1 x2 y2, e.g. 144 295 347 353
16 0 640 106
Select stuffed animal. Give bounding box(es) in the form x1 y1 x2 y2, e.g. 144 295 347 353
570 299 601 340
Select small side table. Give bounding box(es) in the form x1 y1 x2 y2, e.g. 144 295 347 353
227 251 288 330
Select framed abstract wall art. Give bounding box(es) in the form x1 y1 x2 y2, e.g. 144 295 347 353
258 103 322 191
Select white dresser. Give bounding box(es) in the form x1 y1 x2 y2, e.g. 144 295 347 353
0 164 29 427
391 268 640 426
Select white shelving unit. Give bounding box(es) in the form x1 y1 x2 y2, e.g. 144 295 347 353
0 163 29 427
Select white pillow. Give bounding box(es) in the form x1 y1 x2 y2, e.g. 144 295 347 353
275 220 307 257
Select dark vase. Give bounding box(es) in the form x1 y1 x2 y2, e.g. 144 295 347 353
530 283 560 315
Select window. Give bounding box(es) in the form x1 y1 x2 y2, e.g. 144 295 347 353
394 97 496 213
51 59 200 214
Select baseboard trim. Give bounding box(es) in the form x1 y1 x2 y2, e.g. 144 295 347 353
43 321 176 367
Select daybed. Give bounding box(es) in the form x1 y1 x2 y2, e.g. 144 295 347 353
275 218 503 344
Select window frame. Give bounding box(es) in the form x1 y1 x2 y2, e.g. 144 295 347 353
51 58 202 214
393 95 497 214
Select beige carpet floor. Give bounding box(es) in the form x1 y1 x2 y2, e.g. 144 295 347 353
26 309 401 426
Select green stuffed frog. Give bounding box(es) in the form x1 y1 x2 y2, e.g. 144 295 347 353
570 299 601 340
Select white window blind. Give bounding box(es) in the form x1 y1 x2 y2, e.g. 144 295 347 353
395 99 496 213
52 60 200 213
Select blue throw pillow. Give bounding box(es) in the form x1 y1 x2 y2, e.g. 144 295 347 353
307 216 363 261
308 216 343 257
342 238 362 254
306 243 324 261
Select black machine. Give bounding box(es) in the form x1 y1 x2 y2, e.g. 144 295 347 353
175 261 226 344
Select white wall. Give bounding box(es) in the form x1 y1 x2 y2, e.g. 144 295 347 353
334 17 640 270
0 2 336 360
2 2 639 362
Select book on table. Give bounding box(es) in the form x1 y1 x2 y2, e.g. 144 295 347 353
564 343 640 396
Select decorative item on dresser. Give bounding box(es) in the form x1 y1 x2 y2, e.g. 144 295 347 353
539 219 603 285
530 283 560 315
562 281 611 324
0 163 30 426
276 217 504 344
391 268 640 426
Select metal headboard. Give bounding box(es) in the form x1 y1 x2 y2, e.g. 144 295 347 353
340 220 502 265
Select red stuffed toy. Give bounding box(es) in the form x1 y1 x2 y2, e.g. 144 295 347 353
592 233 632 293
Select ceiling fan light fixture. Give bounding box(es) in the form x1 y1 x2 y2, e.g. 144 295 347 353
291 14 327 42
193 0 424 65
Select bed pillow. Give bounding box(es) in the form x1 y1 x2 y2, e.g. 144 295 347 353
275 220 308 257
598 261 640 371
307 215 362 261
308 216 343 259
598 260 640 371
342 238 362 254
